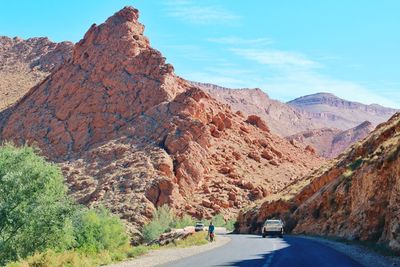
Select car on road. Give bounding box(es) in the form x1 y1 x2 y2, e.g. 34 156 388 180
262 219 284 238
194 222 205 232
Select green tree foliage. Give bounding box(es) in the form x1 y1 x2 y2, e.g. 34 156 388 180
0 144 131 266
73 208 129 253
0 144 75 265
142 206 197 242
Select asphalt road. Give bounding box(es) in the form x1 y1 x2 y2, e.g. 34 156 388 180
160 234 363 267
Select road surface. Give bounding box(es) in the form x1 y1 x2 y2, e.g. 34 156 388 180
160 234 363 267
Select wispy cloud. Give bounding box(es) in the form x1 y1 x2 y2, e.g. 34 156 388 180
231 48 321 69
164 0 240 24
207 37 273 46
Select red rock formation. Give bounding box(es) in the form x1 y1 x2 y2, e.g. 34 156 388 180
287 121 374 158
0 36 73 111
237 113 400 252
0 7 323 238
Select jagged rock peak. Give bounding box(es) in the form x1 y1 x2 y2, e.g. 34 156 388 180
74 6 152 65
107 6 140 23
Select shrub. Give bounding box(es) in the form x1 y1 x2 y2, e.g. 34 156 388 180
72 207 129 253
172 214 196 229
210 214 226 227
349 158 363 170
0 143 75 265
142 205 175 242
225 219 236 232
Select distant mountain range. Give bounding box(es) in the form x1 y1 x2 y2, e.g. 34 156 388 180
194 82 397 157
288 92 397 130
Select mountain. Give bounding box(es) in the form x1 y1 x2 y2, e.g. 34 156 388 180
0 36 73 111
0 7 323 239
288 92 398 130
193 82 321 137
237 113 400 251
286 121 374 158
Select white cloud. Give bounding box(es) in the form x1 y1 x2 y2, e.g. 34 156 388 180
164 0 240 24
231 48 321 69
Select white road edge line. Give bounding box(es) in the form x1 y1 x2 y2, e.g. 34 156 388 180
263 239 277 267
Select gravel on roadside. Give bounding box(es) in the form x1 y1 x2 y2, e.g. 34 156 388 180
107 235 231 267
299 235 400 267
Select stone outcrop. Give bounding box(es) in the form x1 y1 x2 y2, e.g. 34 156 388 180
237 113 400 252
0 36 73 111
0 7 323 238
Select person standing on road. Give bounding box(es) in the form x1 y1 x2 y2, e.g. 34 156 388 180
208 221 215 242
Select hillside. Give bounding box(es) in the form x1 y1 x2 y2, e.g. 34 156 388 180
0 36 73 111
237 113 400 251
288 92 398 130
286 121 374 158
193 82 320 137
0 7 323 238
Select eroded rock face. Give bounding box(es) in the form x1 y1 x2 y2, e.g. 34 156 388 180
0 36 73 111
0 7 323 236
286 121 374 158
288 93 398 130
237 113 400 252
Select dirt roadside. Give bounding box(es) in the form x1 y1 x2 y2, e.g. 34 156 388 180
108 234 230 267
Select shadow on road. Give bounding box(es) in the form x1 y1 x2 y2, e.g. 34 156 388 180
215 236 362 267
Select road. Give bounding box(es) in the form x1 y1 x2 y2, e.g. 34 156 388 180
160 234 363 267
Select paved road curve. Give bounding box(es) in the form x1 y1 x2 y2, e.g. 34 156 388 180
160 234 363 267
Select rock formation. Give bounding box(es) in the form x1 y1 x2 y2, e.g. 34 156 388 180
193 82 321 136
0 36 73 111
0 7 323 238
237 113 400 252
286 121 374 158
288 92 398 130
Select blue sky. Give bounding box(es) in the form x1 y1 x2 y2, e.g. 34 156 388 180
1 0 399 108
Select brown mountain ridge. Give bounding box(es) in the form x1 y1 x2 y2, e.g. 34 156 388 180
237 112 400 251
0 7 323 240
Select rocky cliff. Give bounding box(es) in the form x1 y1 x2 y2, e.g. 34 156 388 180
286 121 374 158
237 113 400 251
288 92 398 130
0 36 73 111
0 7 323 239
193 82 321 137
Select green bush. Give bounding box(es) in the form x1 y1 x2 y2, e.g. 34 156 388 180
142 206 198 242
0 143 75 265
172 214 196 229
210 214 225 227
142 205 175 242
73 207 129 253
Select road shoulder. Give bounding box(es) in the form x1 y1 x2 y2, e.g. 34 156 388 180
107 235 231 267
298 235 400 267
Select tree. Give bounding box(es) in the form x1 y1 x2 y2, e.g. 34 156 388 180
73 207 129 253
0 144 75 265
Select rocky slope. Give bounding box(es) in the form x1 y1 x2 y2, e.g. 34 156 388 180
288 92 398 130
286 121 374 158
0 36 73 111
0 7 323 239
237 113 400 251
193 82 320 137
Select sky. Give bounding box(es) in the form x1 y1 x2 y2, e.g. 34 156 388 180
1 0 399 108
